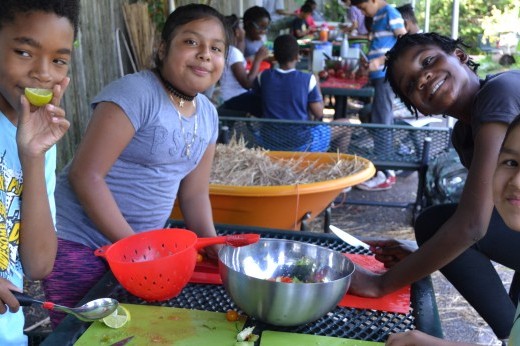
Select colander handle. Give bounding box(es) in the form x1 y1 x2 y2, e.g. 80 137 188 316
195 234 260 250
94 245 111 259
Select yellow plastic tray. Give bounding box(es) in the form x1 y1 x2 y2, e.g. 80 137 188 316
172 151 375 230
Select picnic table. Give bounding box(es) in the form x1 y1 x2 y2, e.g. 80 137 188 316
320 76 374 119
41 223 443 345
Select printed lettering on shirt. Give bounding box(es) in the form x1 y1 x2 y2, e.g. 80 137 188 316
0 151 23 278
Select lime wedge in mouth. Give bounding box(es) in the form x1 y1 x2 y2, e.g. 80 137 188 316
24 88 53 107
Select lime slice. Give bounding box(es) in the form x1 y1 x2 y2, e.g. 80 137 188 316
101 305 131 329
24 88 53 107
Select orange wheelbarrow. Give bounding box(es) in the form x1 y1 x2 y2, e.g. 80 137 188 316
171 151 375 231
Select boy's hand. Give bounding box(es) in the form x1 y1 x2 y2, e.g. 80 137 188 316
0 278 22 314
17 77 71 158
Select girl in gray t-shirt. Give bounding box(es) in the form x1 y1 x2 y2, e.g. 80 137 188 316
43 4 229 327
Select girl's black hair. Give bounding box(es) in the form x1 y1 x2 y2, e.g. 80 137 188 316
385 32 479 117
155 4 229 69
502 114 520 150
224 14 240 46
225 14 240 32
0 0 80 37
300 4 313 14
243 6 271 25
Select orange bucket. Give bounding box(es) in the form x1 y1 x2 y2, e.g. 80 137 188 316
172 152 375 230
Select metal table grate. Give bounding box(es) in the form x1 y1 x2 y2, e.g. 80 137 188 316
41 223 442 345
103 223 415 343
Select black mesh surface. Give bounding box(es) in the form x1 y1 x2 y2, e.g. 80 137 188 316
219 116 451 167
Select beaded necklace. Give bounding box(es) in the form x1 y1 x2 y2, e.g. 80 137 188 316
156 69 197 108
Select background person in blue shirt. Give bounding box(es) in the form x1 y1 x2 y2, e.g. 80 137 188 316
351 0 406 191
251 34 351 152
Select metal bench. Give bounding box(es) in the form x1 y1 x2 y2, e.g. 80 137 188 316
218 116 452 226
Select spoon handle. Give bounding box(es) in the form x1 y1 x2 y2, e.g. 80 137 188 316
10 290 43 307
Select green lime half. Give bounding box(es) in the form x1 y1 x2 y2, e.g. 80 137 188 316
24 88 53 107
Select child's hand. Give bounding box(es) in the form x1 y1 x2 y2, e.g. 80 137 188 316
367 239 417 268
0 278 22 314
201 244 223 261
17 77 71 158
368 56 386 72
254 46 270 62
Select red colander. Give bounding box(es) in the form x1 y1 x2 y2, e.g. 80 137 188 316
94 228 259 301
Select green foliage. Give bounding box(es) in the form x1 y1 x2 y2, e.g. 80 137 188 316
324 0 346 23
412 0 519 55
146 0 167 33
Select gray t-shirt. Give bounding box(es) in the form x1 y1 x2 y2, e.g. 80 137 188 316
56 70 219 249
452 70 520 168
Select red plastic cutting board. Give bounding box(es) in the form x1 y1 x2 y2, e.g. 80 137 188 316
74 304 245 345
260 331 384 345
190 259 222 284
340 254 411 314
189 255 411 314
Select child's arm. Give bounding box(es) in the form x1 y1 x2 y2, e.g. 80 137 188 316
308 101 324 121
177 143 219 258
68 102 136 243
350 122 507 297
308 76 324 121
17 78 70 280
231 46 270 89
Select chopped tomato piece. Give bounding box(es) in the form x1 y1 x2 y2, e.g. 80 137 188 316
226 310 239 322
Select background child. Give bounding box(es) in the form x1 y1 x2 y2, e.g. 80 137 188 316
219 14 269 116
291 3 313 39
350 33 520 343
0 0 76 343
385 114 520 346
351 0 406 191
251 34 350 152
396 3 420 34
243 6 271 59
294 0 319 31
252 34 328 151
42 4 227 327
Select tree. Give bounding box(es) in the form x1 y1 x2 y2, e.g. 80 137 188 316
412 0 518 54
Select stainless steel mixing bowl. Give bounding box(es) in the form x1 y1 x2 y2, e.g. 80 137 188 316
218 239 355 326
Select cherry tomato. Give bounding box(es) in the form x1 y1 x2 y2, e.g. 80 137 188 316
226 310 239 322
196 253 204 263
279 276 293 283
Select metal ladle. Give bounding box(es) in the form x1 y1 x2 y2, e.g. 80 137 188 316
11 290 118 321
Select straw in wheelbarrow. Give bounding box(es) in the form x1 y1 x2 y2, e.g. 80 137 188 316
211 137 368 186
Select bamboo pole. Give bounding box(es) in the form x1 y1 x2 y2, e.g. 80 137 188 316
122 2 156 71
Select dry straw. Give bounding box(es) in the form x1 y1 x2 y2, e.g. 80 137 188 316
210 137 368 186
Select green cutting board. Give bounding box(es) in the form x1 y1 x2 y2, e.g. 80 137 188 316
74 304 245 345
260 331 385 346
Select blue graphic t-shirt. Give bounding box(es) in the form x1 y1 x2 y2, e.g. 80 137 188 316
0 112 57 345
368 5 404 80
